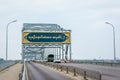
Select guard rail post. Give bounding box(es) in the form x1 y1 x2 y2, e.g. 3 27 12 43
60 66 62 71
66 67 69 74
73 68 76 76
57 65 58 69
111 63 113 66
99 74 102 80
83 71 88 80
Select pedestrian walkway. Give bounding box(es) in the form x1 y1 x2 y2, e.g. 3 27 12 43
0 63 22 80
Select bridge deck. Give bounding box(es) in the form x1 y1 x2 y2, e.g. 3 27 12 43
26 62 73 80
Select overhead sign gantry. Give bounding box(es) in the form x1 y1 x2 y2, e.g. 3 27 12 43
22 23 72 62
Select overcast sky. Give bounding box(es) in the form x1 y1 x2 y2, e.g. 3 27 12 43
0 0 120 60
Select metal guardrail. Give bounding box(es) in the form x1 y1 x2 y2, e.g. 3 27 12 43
19 63 24 80
0 60 18 71
19 61 28 80
37 62 102 80
72 60 120 67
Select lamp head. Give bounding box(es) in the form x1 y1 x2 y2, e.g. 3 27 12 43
105 22 109 24
12 20 17 22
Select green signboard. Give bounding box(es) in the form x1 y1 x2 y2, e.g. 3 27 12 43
22 32 70 44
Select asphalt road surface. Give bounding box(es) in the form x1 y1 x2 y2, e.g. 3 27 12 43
26 62 72 80
60 63 120 80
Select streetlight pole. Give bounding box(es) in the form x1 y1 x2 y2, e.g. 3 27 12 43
6 20 17 60
105 22 116 61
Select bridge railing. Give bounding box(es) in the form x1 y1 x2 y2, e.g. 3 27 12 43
19 63 24 80
0 60 18 71
37 61 102 80
72 60 120 67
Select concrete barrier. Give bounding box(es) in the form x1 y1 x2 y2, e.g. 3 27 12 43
0 60 18 71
